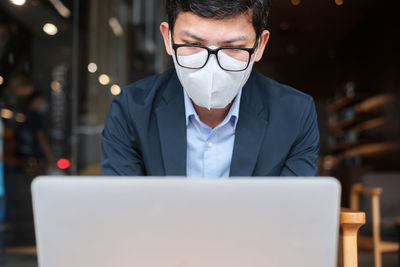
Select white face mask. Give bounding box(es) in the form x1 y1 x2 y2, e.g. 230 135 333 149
169 31 259 110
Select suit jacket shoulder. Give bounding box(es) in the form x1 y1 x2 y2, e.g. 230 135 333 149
101 67 185 176
234 71 319 176
251 71 314 114
122 67 177 107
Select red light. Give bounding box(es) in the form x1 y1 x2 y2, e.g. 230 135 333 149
57 158 71 169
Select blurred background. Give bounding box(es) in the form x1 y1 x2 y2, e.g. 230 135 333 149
0 0 399 266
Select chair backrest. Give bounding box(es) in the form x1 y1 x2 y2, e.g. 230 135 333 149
358 172 400 241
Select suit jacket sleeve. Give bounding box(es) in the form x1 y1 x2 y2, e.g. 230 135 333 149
101 90 145 176
280 97 319 176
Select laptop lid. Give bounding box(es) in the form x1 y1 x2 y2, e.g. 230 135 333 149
32 177 341 267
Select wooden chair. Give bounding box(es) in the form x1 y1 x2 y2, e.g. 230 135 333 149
340 208 366 267
351 183 400 267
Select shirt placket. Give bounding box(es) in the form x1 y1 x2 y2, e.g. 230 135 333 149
203 127 216 178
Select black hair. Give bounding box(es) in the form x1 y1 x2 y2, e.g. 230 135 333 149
166 0 271 39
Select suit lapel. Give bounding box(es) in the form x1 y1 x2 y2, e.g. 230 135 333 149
230 74 269 176
155 72 187 176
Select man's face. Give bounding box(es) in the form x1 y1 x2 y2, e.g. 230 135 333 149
160 11 269 62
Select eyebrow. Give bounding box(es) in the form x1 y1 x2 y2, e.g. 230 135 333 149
180 30 249 45
181 30 207 43
218 35 249 45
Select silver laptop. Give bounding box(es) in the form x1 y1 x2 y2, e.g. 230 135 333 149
32 177 341 267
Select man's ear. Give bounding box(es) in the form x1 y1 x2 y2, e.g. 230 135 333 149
255 30 270 62
160 22 172 56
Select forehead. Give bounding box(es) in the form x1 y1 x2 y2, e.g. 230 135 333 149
173 12 256 43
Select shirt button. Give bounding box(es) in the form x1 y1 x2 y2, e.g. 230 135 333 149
207 142 213 147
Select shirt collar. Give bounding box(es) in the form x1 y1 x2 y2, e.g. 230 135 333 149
183 89 242 129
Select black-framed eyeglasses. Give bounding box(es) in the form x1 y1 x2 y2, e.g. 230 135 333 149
172 41 258 72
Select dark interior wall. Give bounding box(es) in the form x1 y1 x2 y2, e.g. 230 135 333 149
342 0 400 94
254 0 399 100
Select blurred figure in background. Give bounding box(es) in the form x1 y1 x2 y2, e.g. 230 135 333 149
16 91 55 177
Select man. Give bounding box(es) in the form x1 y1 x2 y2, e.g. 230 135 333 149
101 0 319 177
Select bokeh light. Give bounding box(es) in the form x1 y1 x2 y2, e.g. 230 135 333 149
110 84 121 95
43 23 58 35
99 74 110 85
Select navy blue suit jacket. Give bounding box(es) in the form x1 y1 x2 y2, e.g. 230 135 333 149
101 67 319 176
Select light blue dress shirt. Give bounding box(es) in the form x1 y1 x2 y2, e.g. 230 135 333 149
184 90 242 178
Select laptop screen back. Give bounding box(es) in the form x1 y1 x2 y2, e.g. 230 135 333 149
32 177 341 267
